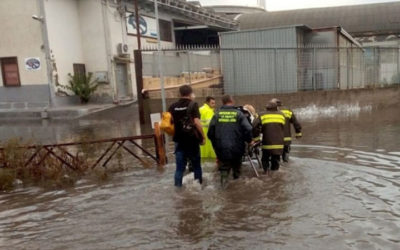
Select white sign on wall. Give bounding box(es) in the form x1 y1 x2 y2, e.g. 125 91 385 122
25 57 41 71
126 12 158 39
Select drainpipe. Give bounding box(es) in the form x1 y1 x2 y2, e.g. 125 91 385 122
37 0 54 109
101 0 117 102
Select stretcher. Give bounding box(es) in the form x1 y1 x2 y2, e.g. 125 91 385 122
244 141 263 177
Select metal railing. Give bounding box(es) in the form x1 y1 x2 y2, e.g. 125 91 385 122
0 124 167 170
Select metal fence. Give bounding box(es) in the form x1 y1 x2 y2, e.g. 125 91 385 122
141 48 223 98
140 46 400 98
222 47 400 95
142 50 220 77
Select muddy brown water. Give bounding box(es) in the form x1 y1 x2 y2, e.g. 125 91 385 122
0 104 399 249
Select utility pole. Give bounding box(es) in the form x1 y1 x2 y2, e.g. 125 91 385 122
133 0 146 124
36 0 54 109
154 0 167 112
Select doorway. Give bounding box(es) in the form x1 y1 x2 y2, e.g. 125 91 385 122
115 63 130 99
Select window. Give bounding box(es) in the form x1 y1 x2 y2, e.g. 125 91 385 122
73 63 86 77
1 57 20 87
159 19 172 42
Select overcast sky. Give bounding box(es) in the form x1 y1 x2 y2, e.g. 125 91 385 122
199 0 400 11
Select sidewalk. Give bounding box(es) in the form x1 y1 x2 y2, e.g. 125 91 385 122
0 101 135 120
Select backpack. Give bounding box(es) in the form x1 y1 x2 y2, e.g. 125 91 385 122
160 112 174 136
181 101 203 143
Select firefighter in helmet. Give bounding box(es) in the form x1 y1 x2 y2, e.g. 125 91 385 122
271 98 302 162
253 101 285 172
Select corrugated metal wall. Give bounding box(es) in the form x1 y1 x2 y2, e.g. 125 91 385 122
220 27 299 95
220 27 299 48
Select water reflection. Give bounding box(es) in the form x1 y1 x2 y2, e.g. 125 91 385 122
0 104 400 249
175 194 211 242
0 104 145 144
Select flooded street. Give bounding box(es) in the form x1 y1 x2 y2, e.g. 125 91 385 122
0 103 400 249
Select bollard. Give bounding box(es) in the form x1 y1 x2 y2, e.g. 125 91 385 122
154 122 167 166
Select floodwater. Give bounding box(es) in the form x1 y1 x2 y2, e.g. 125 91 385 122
1 103 400 249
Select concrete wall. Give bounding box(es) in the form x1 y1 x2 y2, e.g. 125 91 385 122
74 0 177 102
0 85 49 107
45 0 85 86
0 0 48 86
79 0 115 101
78 0 108 74
143 86 400 123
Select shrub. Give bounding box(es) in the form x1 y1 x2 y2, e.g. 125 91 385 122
61 72 100 104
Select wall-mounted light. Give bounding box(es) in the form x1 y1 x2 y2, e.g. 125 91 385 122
32 15 44 22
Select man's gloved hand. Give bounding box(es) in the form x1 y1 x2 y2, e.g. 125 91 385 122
295 132 302 139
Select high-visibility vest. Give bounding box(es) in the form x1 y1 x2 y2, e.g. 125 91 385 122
199 103 216 159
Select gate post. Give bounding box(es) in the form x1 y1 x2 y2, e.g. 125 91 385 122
154 122 167 166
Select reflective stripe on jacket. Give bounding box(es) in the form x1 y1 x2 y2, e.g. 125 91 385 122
199 103 216 159
280 107 302 145
253 111 285 155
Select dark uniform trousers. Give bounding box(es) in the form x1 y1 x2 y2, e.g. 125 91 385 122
262 150 281 171
280 108 302 162
253 110 286 172
219 158 242 180
282 145 291 162
208 106 253 184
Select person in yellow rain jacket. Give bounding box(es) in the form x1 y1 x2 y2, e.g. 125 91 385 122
199 96 217 159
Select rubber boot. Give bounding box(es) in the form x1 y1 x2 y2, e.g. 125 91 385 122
282 153 289 162
187 161 193 172
220 171 229 188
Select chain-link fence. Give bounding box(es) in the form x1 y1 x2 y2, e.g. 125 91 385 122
222 47 400 95
140 47 400 98
141 49 223 99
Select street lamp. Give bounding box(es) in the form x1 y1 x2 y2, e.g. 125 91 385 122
31 15 43 21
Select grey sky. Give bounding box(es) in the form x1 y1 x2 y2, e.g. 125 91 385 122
199 0 400 11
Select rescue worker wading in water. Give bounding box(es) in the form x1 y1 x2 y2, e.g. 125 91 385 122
208 95 253 185
253 101 285 172
271 98 302 162
199 96 217 160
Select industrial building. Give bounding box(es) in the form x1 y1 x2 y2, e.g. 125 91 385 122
237 1 400 47
189 0 266 20
219 25 364 95
0 0 235 109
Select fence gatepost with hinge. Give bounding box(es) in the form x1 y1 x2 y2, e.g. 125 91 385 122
154 122 167 166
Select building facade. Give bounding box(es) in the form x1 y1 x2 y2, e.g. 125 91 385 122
0 0 235 109
0 0 50 108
